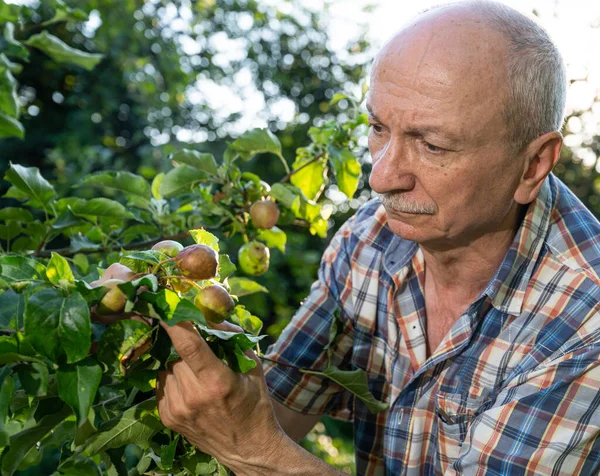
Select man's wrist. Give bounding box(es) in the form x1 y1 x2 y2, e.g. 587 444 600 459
224 430 345 476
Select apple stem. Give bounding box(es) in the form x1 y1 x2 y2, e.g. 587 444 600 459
151 257 175 274
160 275 203 291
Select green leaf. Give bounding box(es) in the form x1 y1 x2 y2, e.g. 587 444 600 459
170 149 219 176
16 362 48 397
24 31 103 70
228 277 268 297
301 366 389 414
329 92 349 106
199 325 264 350
73 253 89 275
46 252 75 286
0 255 45 284
218 254 236 280
189 228 219 251
0 220 21 241
151 172 164 200
290 155 327 201
120 250 163 273
117 274 158 306
309 217 328 238
0 4 20 22
0 289 24 330
1 405 71 476
0 207 33 223
83 398 161 455
232 305 263 336
231 128 282 160
159 165 208 198
328 146 362 199
0 335 42 365
270 183 299 209
2 23 28 60
159 434 179 471
71 198 135 220
0 112 23 139
0 370 14 447
97 320 153 377
79 171 151 200
24 289 91 364
257 226 286 253
138 289 207 326
57 358 102 427
0 61 19 117
227 343 257 373
181 449 218 475
4 163 55 205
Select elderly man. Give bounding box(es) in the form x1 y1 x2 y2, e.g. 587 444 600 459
156 1 600 474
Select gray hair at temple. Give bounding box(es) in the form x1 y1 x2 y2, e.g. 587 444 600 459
423 0 568 153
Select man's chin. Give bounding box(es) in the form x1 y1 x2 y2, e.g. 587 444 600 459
385 212 436 243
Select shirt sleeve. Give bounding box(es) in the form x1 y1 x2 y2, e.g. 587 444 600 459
450 343 600 475
263 214 357 421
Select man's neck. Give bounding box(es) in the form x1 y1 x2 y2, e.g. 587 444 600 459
420 205 525 304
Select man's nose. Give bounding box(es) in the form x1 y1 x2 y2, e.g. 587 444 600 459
368 137 415 193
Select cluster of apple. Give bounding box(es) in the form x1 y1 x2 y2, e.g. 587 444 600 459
89 198 280 326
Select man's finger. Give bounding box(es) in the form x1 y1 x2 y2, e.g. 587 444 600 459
160 321 228 375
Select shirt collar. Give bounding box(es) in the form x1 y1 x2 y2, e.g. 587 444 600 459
484 175 556 315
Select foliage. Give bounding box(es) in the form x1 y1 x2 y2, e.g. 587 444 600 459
0 3 379 473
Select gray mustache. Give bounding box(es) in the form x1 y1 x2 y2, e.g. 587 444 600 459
380 193 436 215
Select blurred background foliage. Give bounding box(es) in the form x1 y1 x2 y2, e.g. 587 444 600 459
1 0 599 473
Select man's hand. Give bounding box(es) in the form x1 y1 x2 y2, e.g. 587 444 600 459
156 321 288 473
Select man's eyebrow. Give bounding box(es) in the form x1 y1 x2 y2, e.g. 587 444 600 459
406 125 462 143
366 104 381 122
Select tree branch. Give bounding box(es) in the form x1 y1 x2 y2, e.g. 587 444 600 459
32 231 191 258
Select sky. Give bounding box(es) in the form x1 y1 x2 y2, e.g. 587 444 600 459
325 0 600 169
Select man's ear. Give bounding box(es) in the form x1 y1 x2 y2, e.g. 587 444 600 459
514 131 563 205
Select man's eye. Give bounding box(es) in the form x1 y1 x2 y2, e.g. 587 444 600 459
423 141 446 153
370 124 384 134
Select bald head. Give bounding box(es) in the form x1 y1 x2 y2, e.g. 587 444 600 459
372 0 566 153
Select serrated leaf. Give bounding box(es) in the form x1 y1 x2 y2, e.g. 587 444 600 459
83 398 161 455
0 62 19 117
270 183 299 209
232 305 263 336
170 149 218 175
117 274 158 303
79 171 151 200
46 252 75 285
0 112 23 139
228 277 268 297
0 335 42 365
159 165 208 198
138 289 207 326
0 255 45 284
302 366 389 414
71 198 135 220
16 362 48 397
70 235 101 253
0 220 20 241
328 146 361 199
0 4 20 22
231 128 282 160
73 253 89 274
24 31 103 70
24 289 91 364
290 155 327 201
97 320 153 377
4 163 55 205
0 289 24 330
151 172 164 200
159 434 179 471
189 228 219 251
57 358 102 427
120 250 164 274
218 254 236 280
0 207 33 223
256 226 286 253
0 369 14 447
1 405 71 476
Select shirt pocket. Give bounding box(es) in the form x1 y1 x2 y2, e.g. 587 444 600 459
435 390 489 467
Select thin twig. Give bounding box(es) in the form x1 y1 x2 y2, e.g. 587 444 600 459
279 153 325 183
258 355 304 371
32 231 191 258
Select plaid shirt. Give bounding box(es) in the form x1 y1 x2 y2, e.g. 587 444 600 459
264 174 600 475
